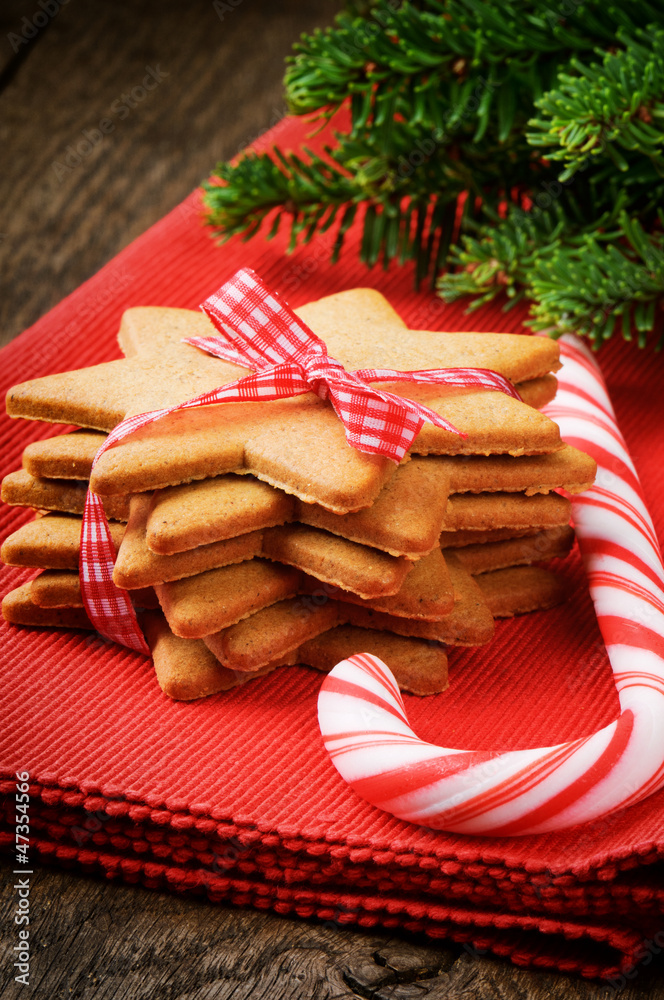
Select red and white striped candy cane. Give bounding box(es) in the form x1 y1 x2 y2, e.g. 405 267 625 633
317 334 664 835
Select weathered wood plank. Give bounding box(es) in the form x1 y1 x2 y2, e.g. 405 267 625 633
0 2 50 79
1 861 663 999
3 2 664 997
0 0 340 345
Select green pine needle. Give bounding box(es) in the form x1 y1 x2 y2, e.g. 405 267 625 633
203 0 664 349
527 28 664 178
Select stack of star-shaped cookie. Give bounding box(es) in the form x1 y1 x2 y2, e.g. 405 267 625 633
1 288 595 699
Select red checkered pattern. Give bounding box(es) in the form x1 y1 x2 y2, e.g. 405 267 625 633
80 267 520 651
201 267 329 369
80 490 150 655
195 268 521 460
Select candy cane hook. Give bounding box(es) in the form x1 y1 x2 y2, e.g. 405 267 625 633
317 335 664 835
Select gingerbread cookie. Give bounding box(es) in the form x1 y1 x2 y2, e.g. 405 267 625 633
142 610 289 701
2 468 131 521
8 293 562 514
299 625 449 697
203 597 342 673
440 491 571 532
260 524 412 600
114 494 263 589
450 525 575 575
2 583 92 630
476 565 569 617
1 513 125 570
154 559 301 638
28 569 158 610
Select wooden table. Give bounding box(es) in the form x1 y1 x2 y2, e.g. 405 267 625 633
1 1 662 996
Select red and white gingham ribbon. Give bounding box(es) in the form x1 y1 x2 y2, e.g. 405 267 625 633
318 334 664 835
80 269 520 652
193 268 520 460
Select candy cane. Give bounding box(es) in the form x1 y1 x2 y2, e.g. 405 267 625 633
317 334 664 835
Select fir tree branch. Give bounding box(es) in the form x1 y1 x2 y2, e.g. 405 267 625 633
438 207 664 348
203 150 358 248
285 0 661 136
527 216 664 348
527 28 664 180
437 206 568 310
204 122 549 278
203 0 664 347
204 143 462 273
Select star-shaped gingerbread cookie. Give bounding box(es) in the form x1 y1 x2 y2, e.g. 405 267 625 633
6 289 562 512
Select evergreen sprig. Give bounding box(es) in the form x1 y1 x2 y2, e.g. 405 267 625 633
204 121 542 282
204 0 664 348
528 215 664 348
285 1 659 133
527 28 664 180
438 208 664 349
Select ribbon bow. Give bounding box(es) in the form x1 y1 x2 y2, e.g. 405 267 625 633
192 268 520 462
80 268 520 654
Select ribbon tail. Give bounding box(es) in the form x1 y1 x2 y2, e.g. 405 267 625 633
184 335 256 370
80 490 150 656
324 380 425 463
354 366 522 402
384 392 468 438
377 388 467 437
326 374 466 463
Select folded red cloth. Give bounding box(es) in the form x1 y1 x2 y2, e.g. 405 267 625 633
1 115 663 982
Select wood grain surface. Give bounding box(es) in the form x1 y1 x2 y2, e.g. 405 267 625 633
0 0 338 346
2 860 663 1000
1 1 664 997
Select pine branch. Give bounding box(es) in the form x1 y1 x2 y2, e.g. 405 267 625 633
438 207 664 348
527 28 664 180
202 0 664 347
205 121 550 279
285 6 559 145
285 0 660 137
437 205 570 310
527 215 664 348
203 150 358 249
204 144 461 276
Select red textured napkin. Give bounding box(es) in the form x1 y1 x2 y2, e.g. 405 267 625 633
1 115 664 983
